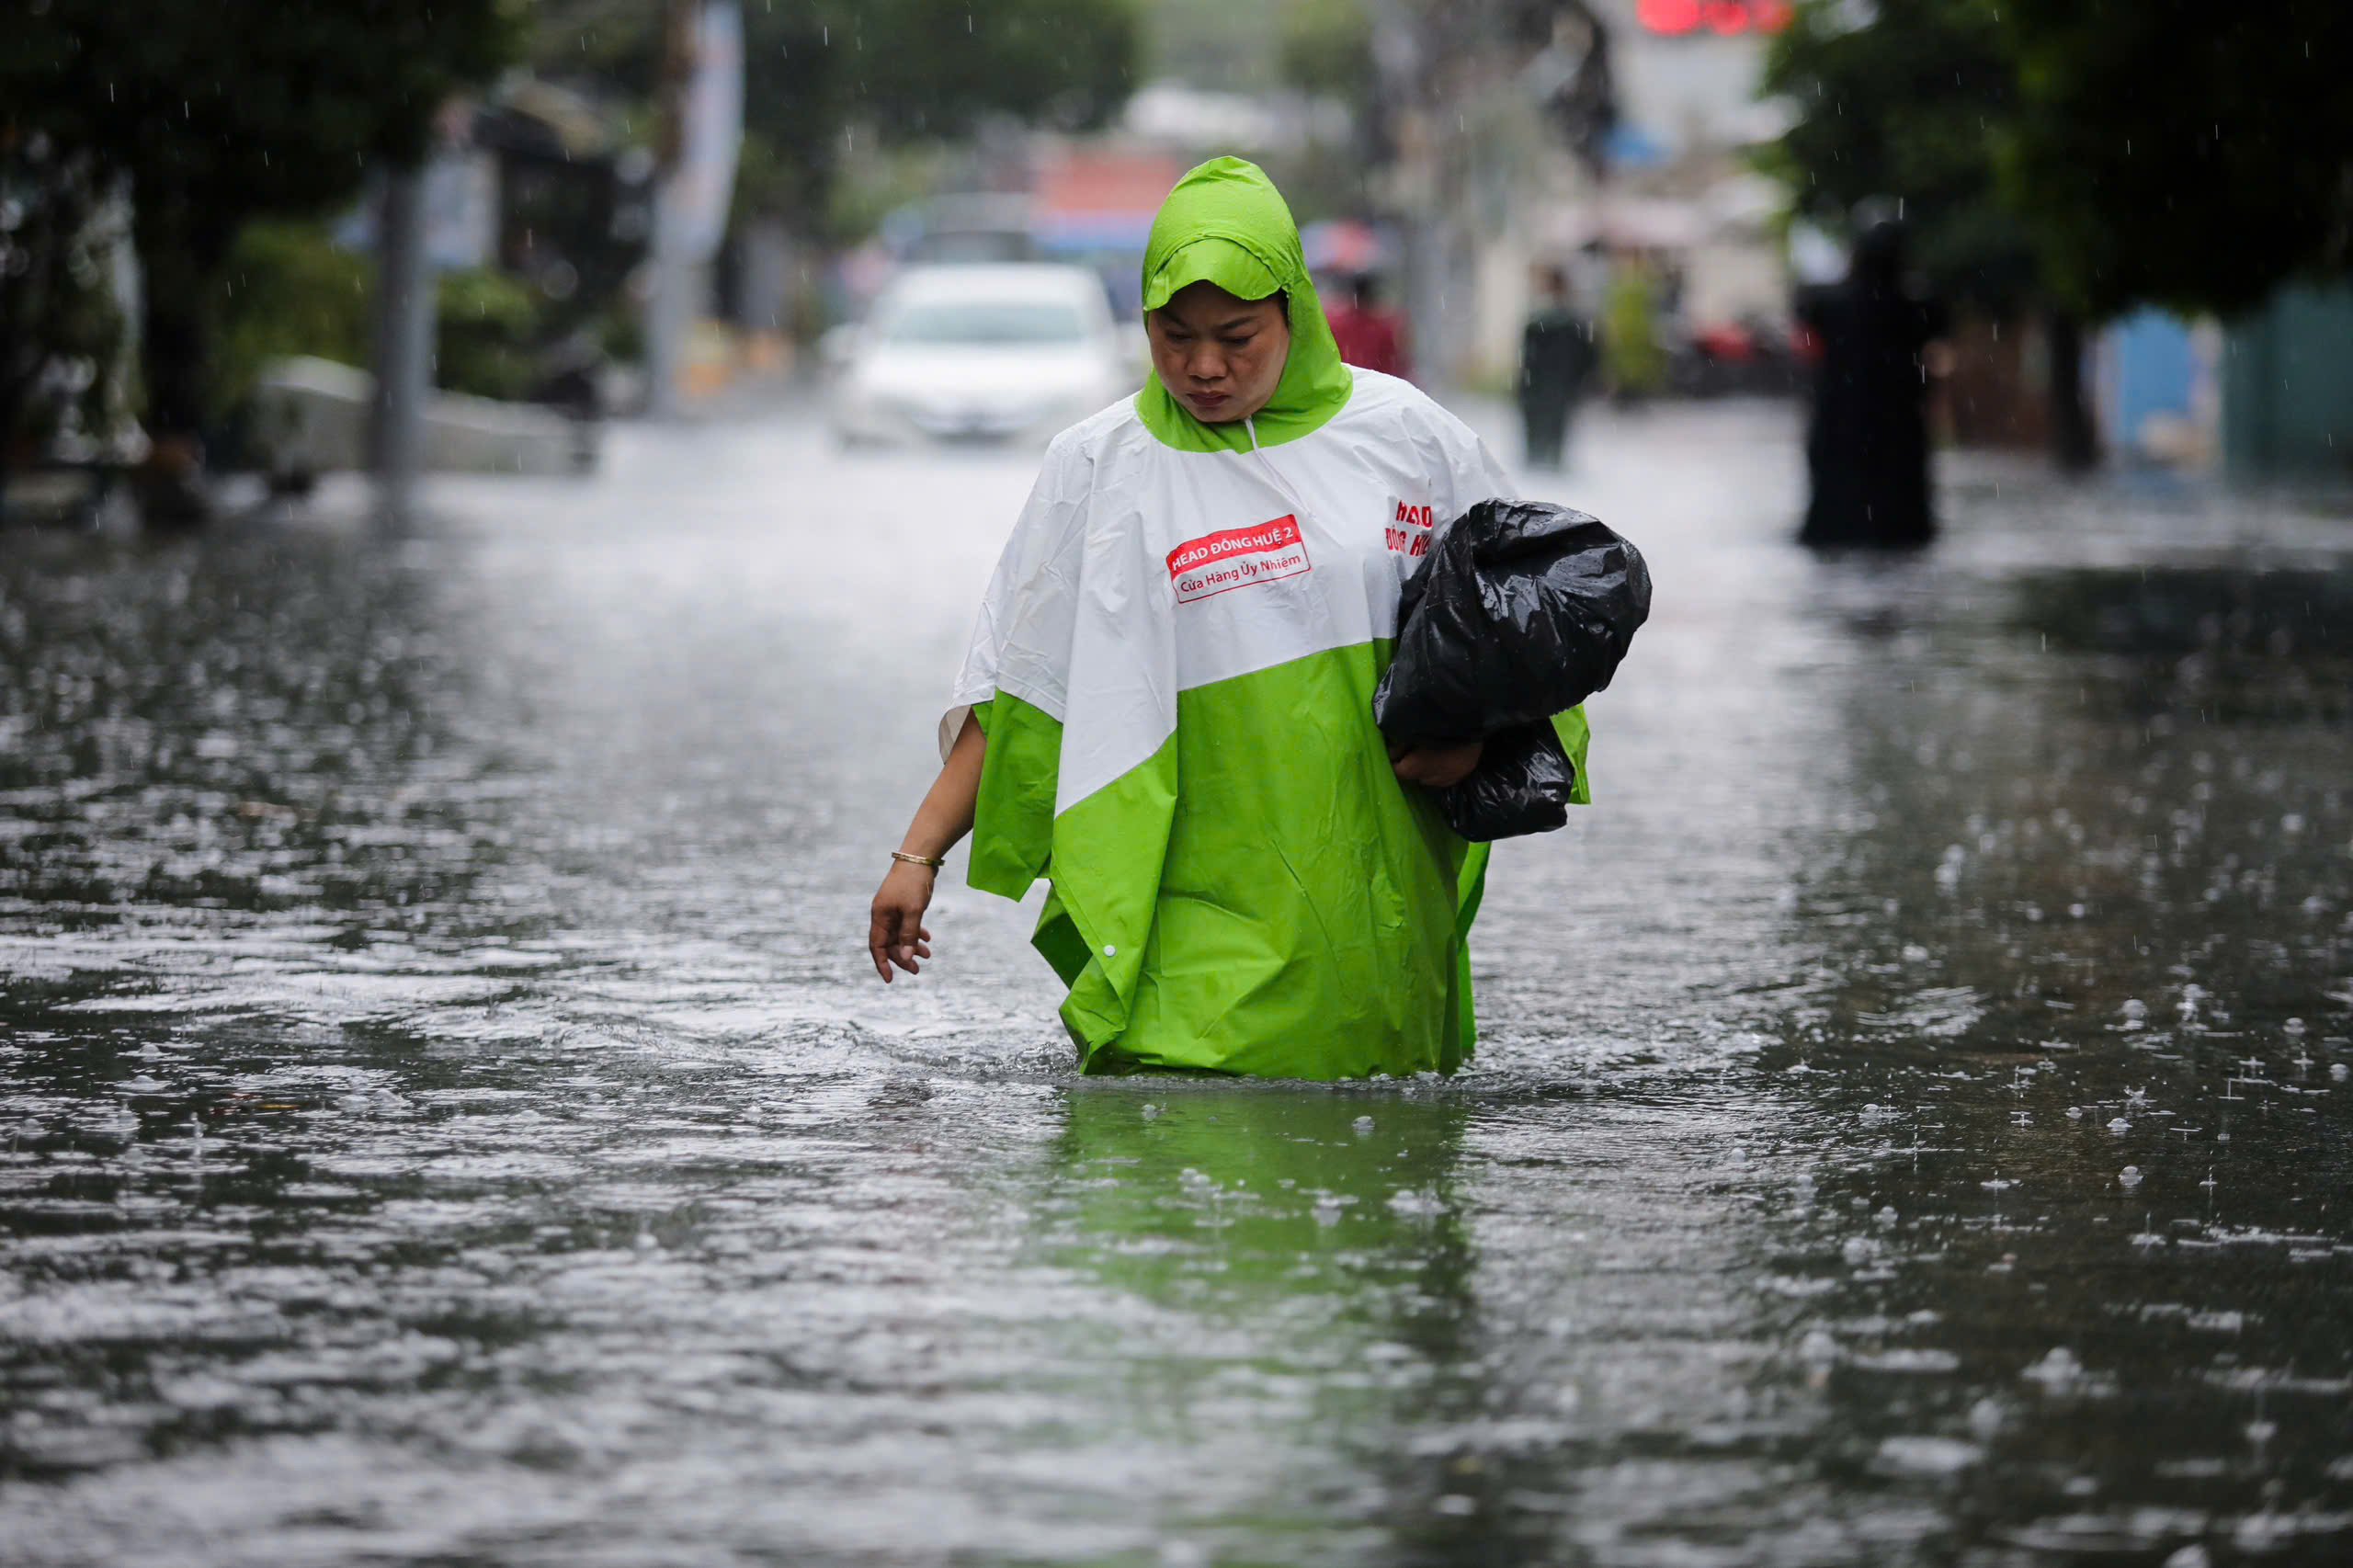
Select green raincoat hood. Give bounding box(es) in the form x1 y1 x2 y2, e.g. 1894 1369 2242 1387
1136 157 1355 452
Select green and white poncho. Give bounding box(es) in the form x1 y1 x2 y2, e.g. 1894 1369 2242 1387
946 158 1589 1079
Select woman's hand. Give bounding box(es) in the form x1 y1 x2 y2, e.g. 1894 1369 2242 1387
868 712 985 984
869 862 937 983
1392 739 1484 790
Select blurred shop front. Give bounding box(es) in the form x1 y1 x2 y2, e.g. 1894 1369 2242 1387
1447 0 1799 397
2221 285 2353 477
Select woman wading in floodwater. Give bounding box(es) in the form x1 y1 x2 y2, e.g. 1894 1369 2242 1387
868 158 1589 1079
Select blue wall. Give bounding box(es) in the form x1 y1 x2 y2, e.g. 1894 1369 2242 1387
2100 309 2196 457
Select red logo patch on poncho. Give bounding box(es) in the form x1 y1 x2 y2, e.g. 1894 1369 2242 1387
1166 515 1313 604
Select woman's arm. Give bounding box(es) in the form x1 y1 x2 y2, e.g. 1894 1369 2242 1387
1392 739 1483 789
868 710 986 983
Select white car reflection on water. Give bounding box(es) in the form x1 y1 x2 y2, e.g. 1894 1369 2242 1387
829 264 1139 448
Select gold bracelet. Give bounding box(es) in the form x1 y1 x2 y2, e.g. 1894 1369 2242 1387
890 850 944 869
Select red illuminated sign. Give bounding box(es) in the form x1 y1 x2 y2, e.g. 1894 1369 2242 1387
1638 0 1793 34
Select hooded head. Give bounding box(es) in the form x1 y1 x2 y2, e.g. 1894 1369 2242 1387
1136 157 1354 452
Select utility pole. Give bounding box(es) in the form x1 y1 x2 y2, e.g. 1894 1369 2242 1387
369 163 434 528
642 0 700 420
1368 0 1446 391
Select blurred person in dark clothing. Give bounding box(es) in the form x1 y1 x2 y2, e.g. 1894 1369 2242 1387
533 331 608 474
1518 267 1596 471
1795 217 1948 548
1325 273 1411 381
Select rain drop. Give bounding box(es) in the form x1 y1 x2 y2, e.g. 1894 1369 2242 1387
2023 1346 2083 1388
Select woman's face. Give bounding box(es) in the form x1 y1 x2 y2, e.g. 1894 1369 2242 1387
1146 281 1291 424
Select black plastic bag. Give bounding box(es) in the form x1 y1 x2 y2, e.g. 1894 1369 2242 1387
1374 499 1650 841
1432 721 1577 842
1376 499 1651 743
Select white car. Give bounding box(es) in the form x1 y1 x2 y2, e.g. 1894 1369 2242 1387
830 265 1136 447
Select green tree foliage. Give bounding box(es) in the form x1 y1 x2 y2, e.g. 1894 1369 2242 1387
2 0 517 463
536 0 1140 240
744 0 1140 233
209 222 375 420
1764 0 2353 323
436 267 547 402
1757 0 2036 313
1994 0 2353 319
212 222 553 415
1147 0 1287 96
1280 0 1374 109
1760 0 2104 467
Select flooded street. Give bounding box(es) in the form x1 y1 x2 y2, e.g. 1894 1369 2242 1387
4 401 2350 1566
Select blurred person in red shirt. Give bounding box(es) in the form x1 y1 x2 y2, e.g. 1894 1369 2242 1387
1325 273 1412 381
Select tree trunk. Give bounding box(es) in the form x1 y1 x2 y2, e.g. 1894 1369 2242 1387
128 199 227 528
0 369 27 523
2045 309 2098 473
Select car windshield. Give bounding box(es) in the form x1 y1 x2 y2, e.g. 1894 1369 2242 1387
884 300 1087 347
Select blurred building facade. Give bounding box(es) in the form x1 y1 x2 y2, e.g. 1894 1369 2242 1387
2081 290 2353 477
2221 286 2353 476
1455 0 1795 392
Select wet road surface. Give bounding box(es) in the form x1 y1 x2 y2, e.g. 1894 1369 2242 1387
3 402 2350 1565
